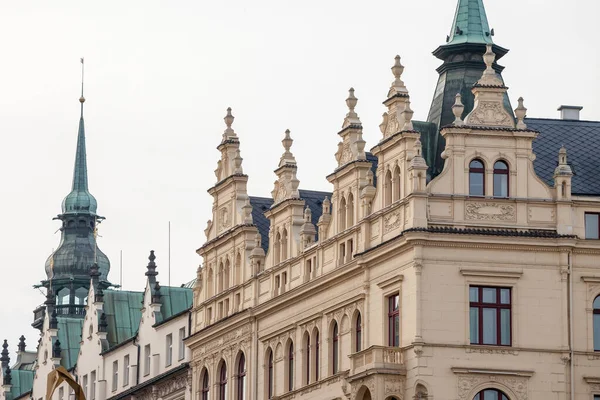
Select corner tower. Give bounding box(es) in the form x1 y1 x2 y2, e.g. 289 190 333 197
35 64 110 327
427 0 513 131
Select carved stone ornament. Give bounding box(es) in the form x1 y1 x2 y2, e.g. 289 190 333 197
467 101 513 127
273 180 288 203
384 210 402 233
340 141 353 166
457 374 528 400
384 110 400 138
156 372 188 398
351 375 376 400
218 206 230 232
384 376 404 396
465 202 516 221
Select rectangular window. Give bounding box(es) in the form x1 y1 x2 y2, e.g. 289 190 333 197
123 355 130 386
82 375 88 400
91 371 96 400
112 361 118 391
387 294 400 346
585 213 600 239
470 286 511 346
166 334 173 366
58 387 64 400
179 328 186 360
144 344 151 376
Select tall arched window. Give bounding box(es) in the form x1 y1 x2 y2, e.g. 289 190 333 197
201 370 209 400
274 232 281 265
207 268 214 298
339 196 347 231
287 342 294 392
332 322 339 375
304 334 310 384
315 330 320 381
267 349 274 399
224 259 230 291
384 170 393 206
281 229 288 261
218 362 227 400
347 193 354 227
493 161 509 198
393 165 401 201
473 388 509 400
57 288 70 305
469 159 485 196
237 354 246 400
355 312 362 352
594 296 600 351
235 253 242 286
218 262 224 293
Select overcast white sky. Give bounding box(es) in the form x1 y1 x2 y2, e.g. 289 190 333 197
0 0 599 356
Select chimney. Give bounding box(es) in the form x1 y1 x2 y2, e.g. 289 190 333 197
558 105 583 121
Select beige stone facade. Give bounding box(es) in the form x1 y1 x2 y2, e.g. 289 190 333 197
185 40 600 400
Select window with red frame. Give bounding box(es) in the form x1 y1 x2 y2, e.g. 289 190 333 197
469 159 485 196
388 295 400 346
469 286 511 346
493 161 509 197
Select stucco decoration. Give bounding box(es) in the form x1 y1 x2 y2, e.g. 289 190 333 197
457 373 528 400
467 101 512 127
351 376 376 400
384 210 402 233
156 372 188 398
384 376 404 398
465 202 516 221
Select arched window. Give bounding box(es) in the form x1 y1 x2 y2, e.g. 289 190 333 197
304 333 310 385
594 296 600 351
201 370 209 400
218 262 224 293
237 354 246 400
347 193 354 227
57 288 70 305
218 361 227 400
315 330 320 381
332 322 339 375
339 196 347 231
393 165 401 201
235 253 242 286
355 312 362 352
473 388 509 400
384 170 393 206
267 349 274 399
469 159 485 196
287 342 294 392
207 268 214 298
75 287 88 306
281 229 288 261
274 232 281 265
493 161 509 198
224 259 230 291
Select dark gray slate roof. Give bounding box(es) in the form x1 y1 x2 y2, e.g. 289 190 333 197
249 189 332 253
527 118 600 196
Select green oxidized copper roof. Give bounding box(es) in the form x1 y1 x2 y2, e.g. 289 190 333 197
155 286 193 325
62 115 98 215
447 0 493 45
56 317 84 370
7 369 34 400
103 290 144 347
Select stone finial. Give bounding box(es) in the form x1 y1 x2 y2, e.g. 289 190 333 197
414 138 423 158
49 309 58 330
222 107 237 141
515 97 528 129
554 146 573 177
98 312 108 333
342 88 362 128
145 250 158 285
452 93 465 125
242 198 253 224
300 206 317 249
400 101 414 131
304 206 312 222
322 196 331 215
152 282 162 304
4 365 11 386
1 340 9 368
477 44 502 86
279 129 297 167
233 149 243 174
250 232 265 260
367 169 374 185
52 339 61 359
389 55 408 95
17 336 25 353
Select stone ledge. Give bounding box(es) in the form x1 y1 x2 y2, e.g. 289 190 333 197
451 367 534 377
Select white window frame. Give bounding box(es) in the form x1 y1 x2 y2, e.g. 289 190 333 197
178 328 186 360
166 334 173 367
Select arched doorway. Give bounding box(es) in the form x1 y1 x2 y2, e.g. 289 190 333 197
355 386 372 400
474 388 510 400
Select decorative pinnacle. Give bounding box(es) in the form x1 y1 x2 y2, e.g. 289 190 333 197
79 58 85 117
279 129 297 167
401 101 414 131
452 93 465 125
346 88 358 116
1 340 9 368
223 107 237 140
391 56 405 85
304 206 312 222
282 129 293 153
18 336 26 353
559 146 568 164
515 97 528 129
145 250 158 283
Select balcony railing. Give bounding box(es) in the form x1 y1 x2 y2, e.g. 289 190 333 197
55 304 86 316
350 345 405 376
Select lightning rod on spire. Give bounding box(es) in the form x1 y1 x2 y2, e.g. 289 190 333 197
79 57 85 117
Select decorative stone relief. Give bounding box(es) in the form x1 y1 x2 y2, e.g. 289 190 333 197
384 376 404 397
384 210 402 233
218 206 230 232
465 202 516 221
371 220 380 239
457 374 528 400
351 375 376 400
156 372 188 398
467 102 512 127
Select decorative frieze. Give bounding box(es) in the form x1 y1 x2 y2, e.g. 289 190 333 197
465 202 516 222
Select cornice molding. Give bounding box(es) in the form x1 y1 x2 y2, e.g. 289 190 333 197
460 268 523 279
451 367 534 378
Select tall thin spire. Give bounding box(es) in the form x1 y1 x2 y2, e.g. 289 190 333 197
80 57 85 118
447 0 493 46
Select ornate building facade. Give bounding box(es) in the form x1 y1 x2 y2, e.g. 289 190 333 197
185 1 600 399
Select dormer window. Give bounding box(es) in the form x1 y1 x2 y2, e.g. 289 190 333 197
469 159 485 196
493 161 509 198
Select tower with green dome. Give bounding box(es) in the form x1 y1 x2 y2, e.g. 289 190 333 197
33 81 111 328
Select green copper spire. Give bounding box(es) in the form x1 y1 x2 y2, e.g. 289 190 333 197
61 60 97 215
447 0 493 46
